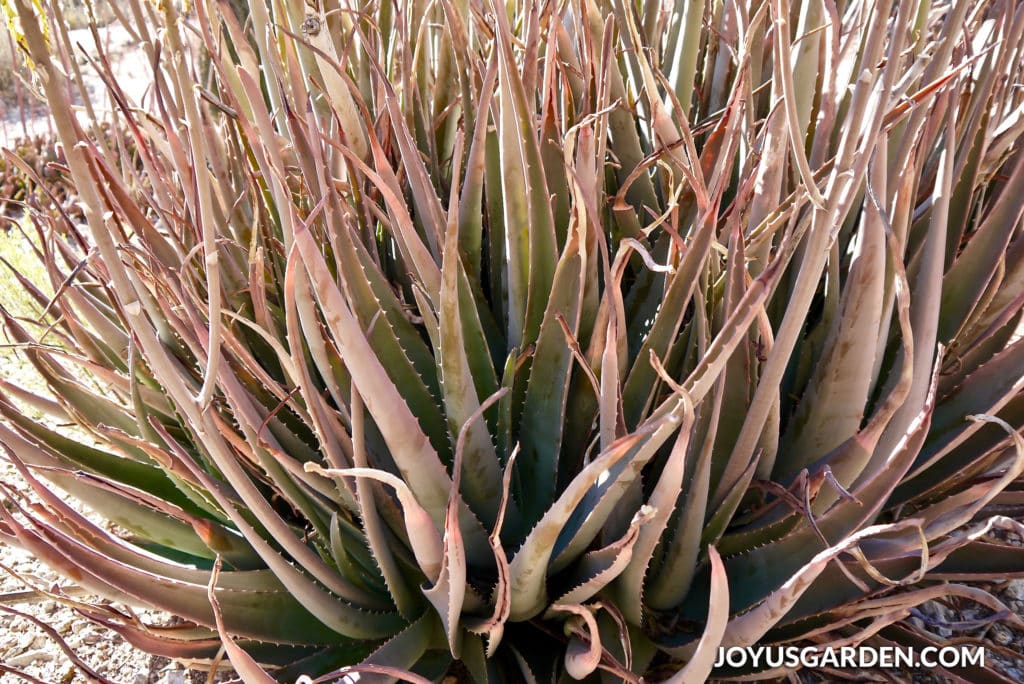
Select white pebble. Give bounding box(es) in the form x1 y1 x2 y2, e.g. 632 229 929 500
7 648 56 667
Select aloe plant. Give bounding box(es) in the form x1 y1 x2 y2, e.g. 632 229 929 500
0 0 1022 680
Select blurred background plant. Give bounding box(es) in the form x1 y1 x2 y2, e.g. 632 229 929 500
0 0 1023 681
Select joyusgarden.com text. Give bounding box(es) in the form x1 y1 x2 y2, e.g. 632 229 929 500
714 645 985 670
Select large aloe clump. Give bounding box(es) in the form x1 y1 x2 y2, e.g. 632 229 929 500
1 0 1023 679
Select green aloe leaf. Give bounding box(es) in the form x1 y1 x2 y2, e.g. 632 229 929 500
509 398 687 620
939 149 1024 340
517 234 585 524
488 0 557 350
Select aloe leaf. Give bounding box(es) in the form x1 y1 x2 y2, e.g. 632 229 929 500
682 256 785 406
300 13 369 163
645 390 720 611
939 148 1024 340
166 454 408 638
79 614 228 661
913 336 1024 477
658 547 728 683
281 267 358 509
0 500 366 644
439 154 505 528
0 397 205 516
509 400 687 620
453 633 488 684
457 58 499 280
85 153 181 268
616 395 694 623
883 117 953 447
769 0 825 209
346 389 422 620
941 294 1024 395
327 514 382 597
377 77 450 259
307 463 443 583
911 415 1024 541
700 460 759 550
931 540 1024 579
291 224 492 561
484 127 508 330
621 216 716 429
463 447 516 657
207 558 277 683
290 215 453 526
424 389 505 659
331 134 442 297
709 222 755 476
488 0 557 349
0 418 242 563
554 506 654 609
517 233 585 524
327 218 449 462
41 280 131 369
945 111 990 264
422 477 468 658
712 353 932 618
898 393 1024 506
549 390 684 576
150 412 388 609
610 0 708 202
598 316 625 454
551 603 602 680
210 369 337 538
539 47 571 250
714 509 806 558
1 308 141 439
662 0 704 119
779 153 888 474
357 613 445 677
721 519 925 649
0 378 67 421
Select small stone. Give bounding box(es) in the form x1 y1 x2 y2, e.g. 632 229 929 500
7 648 56 667
1005 579 1024 601
6 634 35 658
917 600 955 637
992 624 1014 646
161 670 188 684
